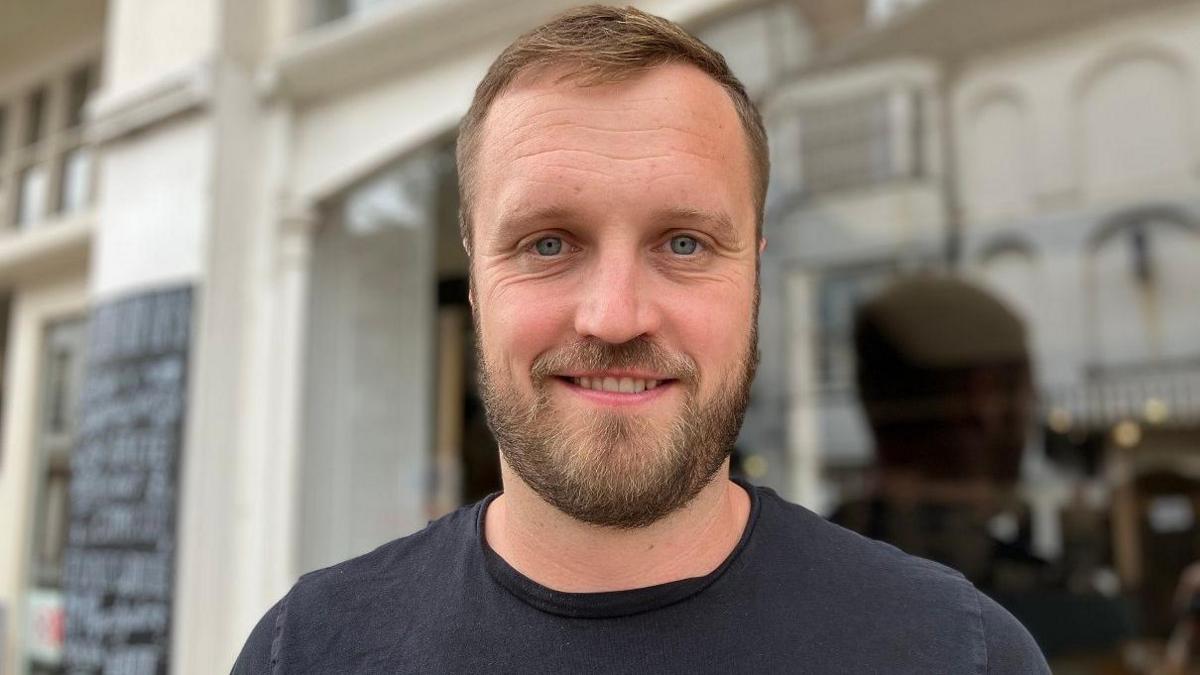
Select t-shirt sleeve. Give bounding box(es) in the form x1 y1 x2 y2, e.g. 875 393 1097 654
977 590 1050 674
230 595 287 675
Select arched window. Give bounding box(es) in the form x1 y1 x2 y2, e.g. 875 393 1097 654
1086 207 1200 367
1077 51 1195 200
964 91 1034 225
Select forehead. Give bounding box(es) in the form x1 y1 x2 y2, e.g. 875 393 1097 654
472 62 756 239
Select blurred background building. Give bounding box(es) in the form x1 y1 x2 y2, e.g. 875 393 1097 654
0 0 1197 673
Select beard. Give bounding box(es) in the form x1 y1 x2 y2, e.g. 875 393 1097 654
476 324 758 529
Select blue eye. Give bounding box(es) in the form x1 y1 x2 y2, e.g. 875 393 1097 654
534 237 563 256
669 235 699 255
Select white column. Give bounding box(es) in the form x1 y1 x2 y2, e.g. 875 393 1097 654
786 270 823 510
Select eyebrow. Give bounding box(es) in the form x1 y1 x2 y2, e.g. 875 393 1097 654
493 205 579 244
490 204 742 245
654 207 740 245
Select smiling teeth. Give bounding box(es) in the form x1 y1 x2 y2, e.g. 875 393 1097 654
574 376 659 392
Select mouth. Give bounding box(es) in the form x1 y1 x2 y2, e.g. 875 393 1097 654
552 374 678 405
564 375 666 393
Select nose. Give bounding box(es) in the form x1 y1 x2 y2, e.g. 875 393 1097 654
573 249 659 344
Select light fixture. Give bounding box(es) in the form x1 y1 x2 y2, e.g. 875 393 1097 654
1048 407 1072 433
1143 397 1169 425
1112 420 1142 448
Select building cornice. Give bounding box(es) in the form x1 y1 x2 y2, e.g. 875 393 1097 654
261 0 571 103
762 57 938 115
262 0 743 103
806 0 1193 74
0 212 93 287
86 60 215 145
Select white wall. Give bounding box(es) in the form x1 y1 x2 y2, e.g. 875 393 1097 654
291 48 493 203
953 2 1200 226
104 0 216 91
91 118 213 300
1078 54 1194 202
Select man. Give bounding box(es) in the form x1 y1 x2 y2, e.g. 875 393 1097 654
234 6 1049 673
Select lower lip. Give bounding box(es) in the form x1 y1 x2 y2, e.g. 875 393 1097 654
555 378 676 407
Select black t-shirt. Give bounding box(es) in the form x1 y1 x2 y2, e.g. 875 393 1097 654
233 481 1049 673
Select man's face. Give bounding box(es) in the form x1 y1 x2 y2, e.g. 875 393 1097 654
470 63 761 528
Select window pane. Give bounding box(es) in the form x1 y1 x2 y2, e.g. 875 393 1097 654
313 0 351 24
27 317 86 671
0 106 8 158
58 147 92 214
66 66 93 130
312 0 397 26
17 163 49 227
37 473 69 575
25 87 47 146
800 93 897 194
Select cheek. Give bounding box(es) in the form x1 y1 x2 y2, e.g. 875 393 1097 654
480 283 575 371
660 281 756 377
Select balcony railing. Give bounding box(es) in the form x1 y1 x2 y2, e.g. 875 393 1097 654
777 87 927 198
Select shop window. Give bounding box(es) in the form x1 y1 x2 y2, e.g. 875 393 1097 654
817 267 894 390
26 316 87 673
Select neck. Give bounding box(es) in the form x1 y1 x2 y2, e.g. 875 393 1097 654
484 458 751 593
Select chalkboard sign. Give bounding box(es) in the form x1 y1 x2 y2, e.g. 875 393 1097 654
63 286 192 675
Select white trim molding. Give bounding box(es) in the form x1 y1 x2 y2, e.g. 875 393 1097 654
86 60 214 145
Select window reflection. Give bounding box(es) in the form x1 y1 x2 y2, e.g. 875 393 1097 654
57 148 92 215
17 163 48 227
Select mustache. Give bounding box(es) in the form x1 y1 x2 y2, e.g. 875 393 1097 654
531 337 698 383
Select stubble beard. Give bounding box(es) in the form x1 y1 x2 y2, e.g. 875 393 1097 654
476 322 759 530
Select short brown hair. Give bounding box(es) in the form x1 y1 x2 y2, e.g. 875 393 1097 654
455 4 769 254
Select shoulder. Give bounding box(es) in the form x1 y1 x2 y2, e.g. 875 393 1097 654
977 591 1051 674
292 502 477 602
231 595 286 674
285 501 480 618
231 501 482 673
747 486 1048 673
752 485 970 599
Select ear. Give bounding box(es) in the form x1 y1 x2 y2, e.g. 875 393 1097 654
759 236 768 254
463 236 476 311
